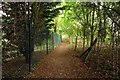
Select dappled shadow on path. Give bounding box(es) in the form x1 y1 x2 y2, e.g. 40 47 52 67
27 43 104 78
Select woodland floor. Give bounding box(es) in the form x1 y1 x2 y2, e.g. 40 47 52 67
2 51 46 78
27 43 105 78
3 42 118 79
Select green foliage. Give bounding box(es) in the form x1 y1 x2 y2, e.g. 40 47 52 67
2 2 61 62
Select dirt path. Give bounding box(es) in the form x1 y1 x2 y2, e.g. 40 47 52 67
28 43 103 78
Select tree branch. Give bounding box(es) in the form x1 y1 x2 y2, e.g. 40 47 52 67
80 38 97 61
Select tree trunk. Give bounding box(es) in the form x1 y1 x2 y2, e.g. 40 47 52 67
83 35 85 51
74 35 78 51
90 7 95 46
97 3 101 70
46 29 49 54
52 32 54 50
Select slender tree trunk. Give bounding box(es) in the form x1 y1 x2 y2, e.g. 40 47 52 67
87 38 89 47
52 32 54 50
60 34 62 42
74 26 79 51
83 34 85 51
28 2 31 72
46 29 49 54
103 4 106 43
74 35 78 51
115 30 119 78
90 6 95 47
111 22 116 78
97 3 101 70
111 22 115 50
86 12 89 47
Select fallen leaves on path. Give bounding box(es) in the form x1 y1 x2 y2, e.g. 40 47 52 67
27 43 103 78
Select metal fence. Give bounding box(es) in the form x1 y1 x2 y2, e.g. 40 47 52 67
2 29 62 78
